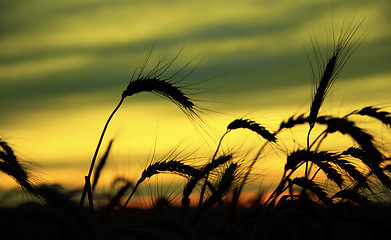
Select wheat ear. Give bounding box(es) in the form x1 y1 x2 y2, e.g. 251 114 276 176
193 163 238 222
80 51 204 207
277 114 307 132
227 118 276 142
308 18 365 130
291 177 332 206
355 106 391 127
124 159 201 208
0 139 36 195
182 154 232 208
332 189 370 205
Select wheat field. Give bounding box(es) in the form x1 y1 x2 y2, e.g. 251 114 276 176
1 12 391 240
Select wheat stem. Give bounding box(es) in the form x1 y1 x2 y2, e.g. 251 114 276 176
80 97 125 206
198 131 228 206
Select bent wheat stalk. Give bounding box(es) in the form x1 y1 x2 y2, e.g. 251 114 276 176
199 118 275 206
80 52 204 207
124 159 201 208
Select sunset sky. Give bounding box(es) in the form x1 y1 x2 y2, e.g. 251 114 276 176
1 0 390 195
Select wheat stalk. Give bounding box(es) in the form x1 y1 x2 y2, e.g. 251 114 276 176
193 163 238 222
202 163 238 210
92 139 113 190
124 159 201 208
80 50 204 207
198 118 275 207
305 18 365 178
308 18 365 130
181 154 232 208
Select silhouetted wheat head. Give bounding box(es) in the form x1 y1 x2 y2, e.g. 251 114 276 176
182 154 233 208
123 149 203 208
195 163 238 220
0 139 36 195
308 17 365 130
227 119 276 142
80 49 207 207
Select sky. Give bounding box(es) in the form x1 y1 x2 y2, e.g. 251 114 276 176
1 0 390 197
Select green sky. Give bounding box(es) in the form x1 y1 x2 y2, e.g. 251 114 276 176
1 0 390 189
